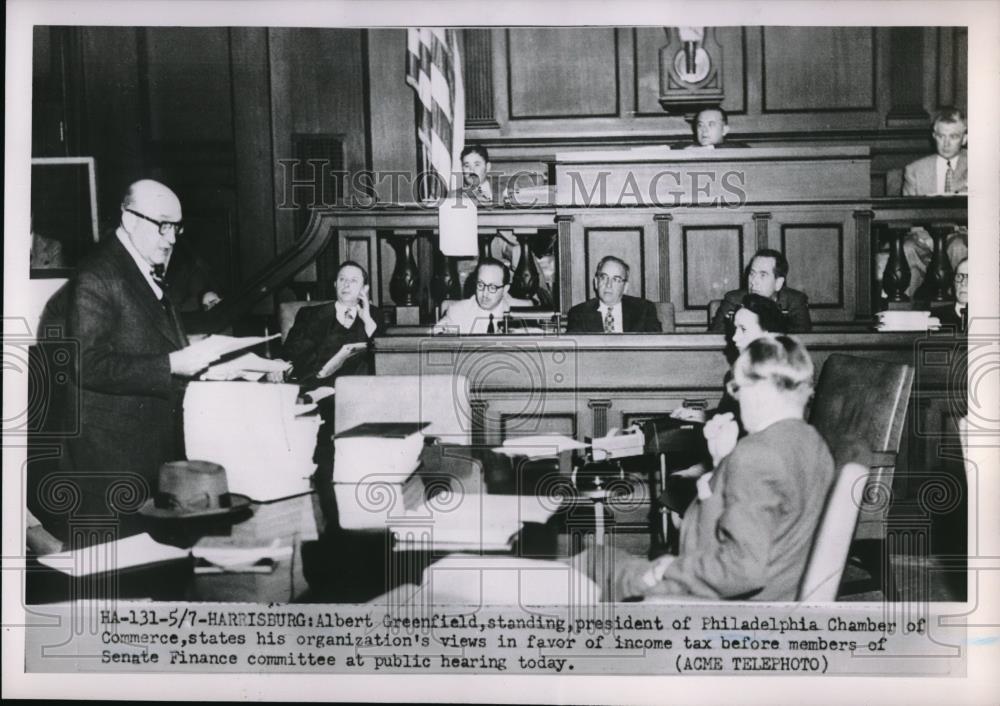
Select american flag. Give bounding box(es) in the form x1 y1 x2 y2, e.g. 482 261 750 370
406 28 465 200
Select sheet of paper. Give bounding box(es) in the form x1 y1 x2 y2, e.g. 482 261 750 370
420 554 600 605
187 333 280 361
192 538 293 568
200 352 291 381
438 194 478 256
496 434 588 458
37 533 189 577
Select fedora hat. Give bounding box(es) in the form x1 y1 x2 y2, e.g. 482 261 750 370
138 460 252 519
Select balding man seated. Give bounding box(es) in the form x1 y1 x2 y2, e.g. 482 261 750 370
566 256 662 333
576 335 834 601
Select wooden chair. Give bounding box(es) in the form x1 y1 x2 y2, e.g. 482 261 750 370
707 299 723 328
808 353 914 599
654 301 676 333
278 299 332 341
798 462 870 601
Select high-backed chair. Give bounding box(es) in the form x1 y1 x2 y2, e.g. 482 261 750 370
654 302 676 333
278 299 332 341
707 299 722 328
808 354 914 598
798 462 870 601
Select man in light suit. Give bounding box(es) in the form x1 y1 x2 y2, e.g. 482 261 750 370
55 180 218 539
901 107 968 299
709 249 811 333
435 258 514 334
565 255 662 333
578 335 834 601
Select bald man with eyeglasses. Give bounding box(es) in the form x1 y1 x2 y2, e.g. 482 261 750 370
57 179 220 534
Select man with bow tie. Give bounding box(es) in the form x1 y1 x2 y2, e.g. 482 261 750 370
59 179 219 532
283 260 381 384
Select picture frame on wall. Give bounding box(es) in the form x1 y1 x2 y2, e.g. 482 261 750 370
29 156 99 278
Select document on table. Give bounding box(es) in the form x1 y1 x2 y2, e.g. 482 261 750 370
495 434 588 458
420 554 600 605
37 533 189 577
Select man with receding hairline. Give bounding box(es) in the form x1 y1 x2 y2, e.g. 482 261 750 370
58 179 219 536
566 255 662 333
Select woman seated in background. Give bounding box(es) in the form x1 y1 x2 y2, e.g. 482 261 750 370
658 294 790 517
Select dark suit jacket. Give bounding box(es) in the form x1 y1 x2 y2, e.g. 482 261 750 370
565 295 662 333
933 303 967 333
283 302 382 383
709 287 812 333
61 235 189 525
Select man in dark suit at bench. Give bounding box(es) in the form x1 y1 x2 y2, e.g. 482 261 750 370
709 248 812 333
566 255 662 333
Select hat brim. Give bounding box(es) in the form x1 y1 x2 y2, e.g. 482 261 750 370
137 493 253 520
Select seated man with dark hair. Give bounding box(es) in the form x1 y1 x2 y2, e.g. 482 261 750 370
435 257 515 334
709 248 811 333
283 260 381 383
684 107 749 149
578 335 835 601
460 144 496 205
566 255 662 333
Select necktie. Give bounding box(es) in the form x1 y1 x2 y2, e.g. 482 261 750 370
944 160 954 193
342 308 356 328
603 307 615 333
150 265 169 309
486 313 495 334
959 306 967 333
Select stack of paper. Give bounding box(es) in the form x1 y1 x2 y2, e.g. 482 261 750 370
184 382 321 502
876 310 941 331
494 434 588 459
419 554 600 605
333 422 429 529
37 533 189 577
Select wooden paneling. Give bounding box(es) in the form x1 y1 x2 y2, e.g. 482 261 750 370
762 28 875 112
507 28 619 119
937 28 968 109
682 226 744 310
633 27 746 117
500 413 575 442
142 28 233 144
368 29 418 205
463 29 496 127
583 228 645 300
269 28 368 255
781 224 844 307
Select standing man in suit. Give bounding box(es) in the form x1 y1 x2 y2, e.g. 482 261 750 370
59 179 219 534
901 107 968 298
283 260 381 384
566 255 662 333
709 248 812 333
684 107 749 149
577 335 834 601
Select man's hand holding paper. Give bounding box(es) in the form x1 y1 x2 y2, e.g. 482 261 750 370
316 341 368 379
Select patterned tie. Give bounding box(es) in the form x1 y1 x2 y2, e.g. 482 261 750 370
603 307 615 333
944 160 954 193
342 307 356 328
486 313 495 334
150 265 169 309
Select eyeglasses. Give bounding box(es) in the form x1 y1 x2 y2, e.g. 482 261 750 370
126 208 184 237
476 281 503 294
596 273 627 286
954 273 969 283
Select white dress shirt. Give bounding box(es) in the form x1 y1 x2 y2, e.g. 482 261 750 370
434 297 506 335
334 300 377 337
597 301 624 333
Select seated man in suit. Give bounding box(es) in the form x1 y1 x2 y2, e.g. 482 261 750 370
684 107 749 149
566 255 662 333
709 248 812 333
933 258 969 333
435 258 514 334
577 335 834 601
901 107 968 299
283 260 381 384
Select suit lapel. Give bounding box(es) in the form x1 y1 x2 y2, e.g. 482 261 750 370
588 300 603 331
108 237 186 348
621 297 635 332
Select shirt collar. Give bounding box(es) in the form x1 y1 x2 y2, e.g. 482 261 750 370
116 227 163 298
